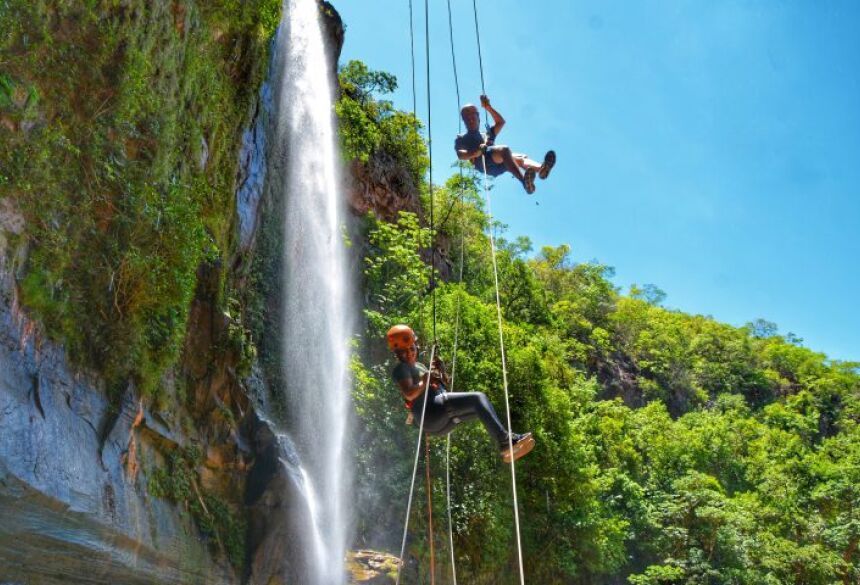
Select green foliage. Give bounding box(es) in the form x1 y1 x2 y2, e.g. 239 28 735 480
362 210 433 337
336 60 428 192
347 70 860 581
1 0 277 394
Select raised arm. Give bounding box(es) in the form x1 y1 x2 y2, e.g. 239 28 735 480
431 355 450 387
481 95 505 136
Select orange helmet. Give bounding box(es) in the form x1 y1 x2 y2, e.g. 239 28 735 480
386 324 417 351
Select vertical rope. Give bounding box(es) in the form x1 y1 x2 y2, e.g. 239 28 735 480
447 0 461 107
481 163 527 585
446 3 464 582
445 434 458 585
471 0 486 96
395 345 437 585
447 0 466 395
467 8 527 581
425 437 436 585
408 0 417 115
424 0 437 344
471 0 490 130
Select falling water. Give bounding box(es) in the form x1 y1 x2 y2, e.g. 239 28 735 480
269 0 351 583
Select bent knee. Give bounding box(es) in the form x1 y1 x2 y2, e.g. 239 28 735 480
469 392 492 407
453 391 488 405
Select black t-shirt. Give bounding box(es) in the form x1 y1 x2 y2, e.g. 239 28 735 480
392 361 440 412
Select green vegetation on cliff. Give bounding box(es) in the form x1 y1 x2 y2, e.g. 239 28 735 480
0 0 278 395
337 59 428 196
342 61 860 584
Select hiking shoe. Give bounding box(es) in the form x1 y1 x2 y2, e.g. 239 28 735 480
539 150 556 180
500 432 535 463
522 168 536 194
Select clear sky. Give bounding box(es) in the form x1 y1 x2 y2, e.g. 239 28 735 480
335 0 860 362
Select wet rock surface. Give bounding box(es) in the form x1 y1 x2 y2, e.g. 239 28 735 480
236 80 273 254
0 268 236 583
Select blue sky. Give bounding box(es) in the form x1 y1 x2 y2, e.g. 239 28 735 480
335 1 860 362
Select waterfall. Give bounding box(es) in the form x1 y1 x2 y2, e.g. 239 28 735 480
269 0 351 583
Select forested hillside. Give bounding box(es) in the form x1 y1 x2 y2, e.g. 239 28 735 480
339 60 860 584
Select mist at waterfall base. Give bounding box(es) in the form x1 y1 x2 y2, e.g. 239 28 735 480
267 0 353 582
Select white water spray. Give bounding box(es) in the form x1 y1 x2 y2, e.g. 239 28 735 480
270 0 351 583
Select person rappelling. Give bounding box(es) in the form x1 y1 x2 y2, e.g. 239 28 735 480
387 324 535 462
455 95 556 195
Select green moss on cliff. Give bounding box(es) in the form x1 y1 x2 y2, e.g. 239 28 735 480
148 445 247 569
0 0 278 395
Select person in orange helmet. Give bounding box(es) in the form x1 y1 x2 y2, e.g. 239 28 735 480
386 324 534 463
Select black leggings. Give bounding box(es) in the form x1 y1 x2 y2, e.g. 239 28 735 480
415 391 508 447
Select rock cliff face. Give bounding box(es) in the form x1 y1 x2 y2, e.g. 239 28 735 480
0 200 235 583
346 156 422 220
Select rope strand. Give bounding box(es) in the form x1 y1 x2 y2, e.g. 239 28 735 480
471 0 487 96
447 0 462 107
424 0 437 344
481 165 527 585
445 435 458 584
469 6 527 581
425 437 436 585
408 0 417 115
446 2 464 582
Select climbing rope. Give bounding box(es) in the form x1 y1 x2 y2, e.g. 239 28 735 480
445 0 465 582
395 344 436 585
408 0 417 116
422 1 439 581
481 166 527 585
471 0 491 130
470 0 527 582
447 0 462 108
424 0 437 344
396 1 439 582
472 0 487 97
424 437 436 585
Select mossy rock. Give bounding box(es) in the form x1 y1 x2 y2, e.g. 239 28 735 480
346 550 400 584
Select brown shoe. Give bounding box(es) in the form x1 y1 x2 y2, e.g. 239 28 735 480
522 168 536 194
539 150 556 180
500 432 535 463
